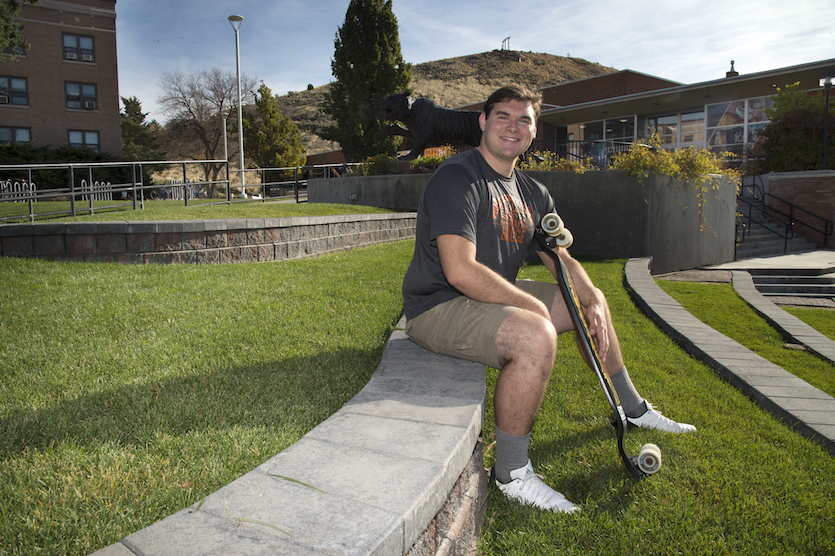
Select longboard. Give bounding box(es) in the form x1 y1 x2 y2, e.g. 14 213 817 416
534 213 660 479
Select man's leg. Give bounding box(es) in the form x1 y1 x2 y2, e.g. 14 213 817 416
491 308 577 513
518 280 696 434
493 309 556 436
405 296 577 512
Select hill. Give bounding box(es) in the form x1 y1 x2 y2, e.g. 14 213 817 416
275 50 617 155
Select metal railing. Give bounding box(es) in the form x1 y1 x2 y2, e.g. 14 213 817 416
736 177 833 253
528 139 635 169
0 159 355 223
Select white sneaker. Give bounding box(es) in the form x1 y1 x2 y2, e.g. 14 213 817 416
495 460 578 513
627 402 696 433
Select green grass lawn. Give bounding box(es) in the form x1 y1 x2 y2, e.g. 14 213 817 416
785 306 835 341
1 249 833 555
657 280 835 398
0 241 412 554
478 261 834 555
0 200 397 223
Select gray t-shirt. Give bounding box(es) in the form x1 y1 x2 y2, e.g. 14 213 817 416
402 149 555 320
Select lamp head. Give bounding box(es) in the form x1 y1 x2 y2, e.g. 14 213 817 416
228 15 243 31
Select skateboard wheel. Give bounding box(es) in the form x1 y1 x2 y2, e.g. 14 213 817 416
540 213 564 236
555 229 573 249
638 443 662 475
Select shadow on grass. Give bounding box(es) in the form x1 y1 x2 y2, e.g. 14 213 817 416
0 347 381 459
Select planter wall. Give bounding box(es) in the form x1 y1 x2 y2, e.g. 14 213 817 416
309 171 736 274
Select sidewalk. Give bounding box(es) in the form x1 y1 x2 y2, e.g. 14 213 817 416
625 253 835 455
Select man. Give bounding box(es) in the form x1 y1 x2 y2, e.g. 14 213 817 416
401 85 695 514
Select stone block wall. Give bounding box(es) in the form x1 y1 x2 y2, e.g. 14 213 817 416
0 213 417 264
406 441 486 556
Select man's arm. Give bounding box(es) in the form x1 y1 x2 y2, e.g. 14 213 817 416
437 234 551 321
537 247 613 359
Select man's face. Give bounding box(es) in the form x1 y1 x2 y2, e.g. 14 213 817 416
478 99 537 171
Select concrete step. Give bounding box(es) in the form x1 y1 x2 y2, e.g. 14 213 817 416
736 212 819 258
751 272 835 298
737 238 817 252
755 283 835 295
752 274 835 284
736 241 818 259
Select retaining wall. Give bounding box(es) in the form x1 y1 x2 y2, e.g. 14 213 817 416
0 213 417 264
309 171 737 274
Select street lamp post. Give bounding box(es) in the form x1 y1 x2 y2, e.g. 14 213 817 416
228 14 246 198
222 110 230 200
824 77 832 171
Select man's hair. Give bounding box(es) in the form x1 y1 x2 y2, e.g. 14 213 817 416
483 85 543 120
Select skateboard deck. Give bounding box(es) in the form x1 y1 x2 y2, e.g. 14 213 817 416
534 213 659 479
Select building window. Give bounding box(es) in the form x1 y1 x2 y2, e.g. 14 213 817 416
605 117 635 143
68 130 99 152
645 115 678 146
63 33 95 62
66 82 97 110
2 27 26 58
706 97 772 156
0 76 29 105
680 111 705 145
582 121 604 141
0 127 31 144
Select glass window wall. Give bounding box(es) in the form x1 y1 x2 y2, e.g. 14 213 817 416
706 97 772 156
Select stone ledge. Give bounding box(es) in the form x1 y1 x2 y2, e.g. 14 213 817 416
90 317 487 555
0 213 417 264
625 257 835 455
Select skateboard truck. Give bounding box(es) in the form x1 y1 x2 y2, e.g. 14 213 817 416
535 212 660 479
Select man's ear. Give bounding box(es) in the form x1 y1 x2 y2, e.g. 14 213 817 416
478 111 486 132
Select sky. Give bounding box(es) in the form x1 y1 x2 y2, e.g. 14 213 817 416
115 0 835 124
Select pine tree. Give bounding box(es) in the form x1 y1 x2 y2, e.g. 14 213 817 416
0 0 38 60
243 82 306 171
319 0 411 162
120 96 166 162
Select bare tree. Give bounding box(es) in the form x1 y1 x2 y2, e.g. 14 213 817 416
158 67 257 195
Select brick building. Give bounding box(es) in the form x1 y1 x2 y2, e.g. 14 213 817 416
0 0 120 156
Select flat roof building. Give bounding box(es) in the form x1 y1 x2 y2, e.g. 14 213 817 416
458 58 835 165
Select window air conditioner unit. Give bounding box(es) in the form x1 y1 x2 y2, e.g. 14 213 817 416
0 96 8 104
66 52 77 60
85 101 96 109
82 54 93 61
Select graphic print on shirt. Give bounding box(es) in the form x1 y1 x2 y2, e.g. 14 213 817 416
492 193 533 244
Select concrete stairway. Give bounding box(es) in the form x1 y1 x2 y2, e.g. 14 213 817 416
749 267 835 301
736 195 818 259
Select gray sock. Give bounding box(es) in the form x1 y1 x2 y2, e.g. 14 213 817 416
609 366 646 418
494 427 530 484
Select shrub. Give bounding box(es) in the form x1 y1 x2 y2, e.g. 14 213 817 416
611 136 741 231
355 154 399 176
517 150 592 173
409 154 450 173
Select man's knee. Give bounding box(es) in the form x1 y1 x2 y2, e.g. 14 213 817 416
496 310 557 369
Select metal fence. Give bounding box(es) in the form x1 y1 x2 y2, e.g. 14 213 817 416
0 159 356 223
528 139 635 169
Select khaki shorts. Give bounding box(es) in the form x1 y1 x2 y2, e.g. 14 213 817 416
404 280 557 369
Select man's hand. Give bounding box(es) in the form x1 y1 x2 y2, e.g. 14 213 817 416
583 294 611 361
538 245 612 359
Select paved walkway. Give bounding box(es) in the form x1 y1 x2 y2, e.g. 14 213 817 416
625 251 835 455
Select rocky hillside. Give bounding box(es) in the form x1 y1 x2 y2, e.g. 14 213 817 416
275 50 617 155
